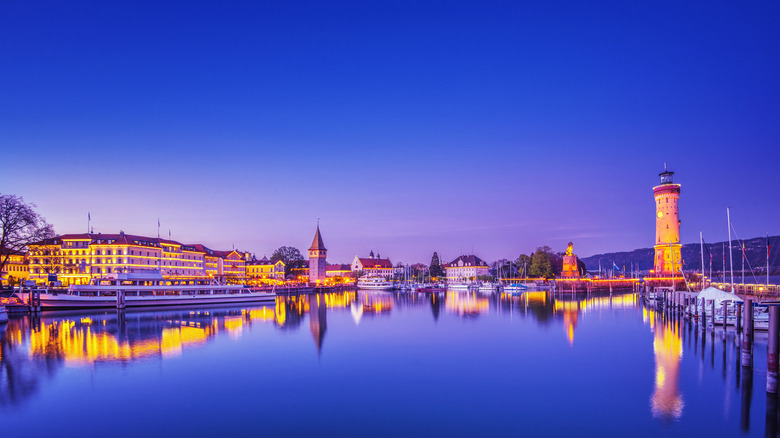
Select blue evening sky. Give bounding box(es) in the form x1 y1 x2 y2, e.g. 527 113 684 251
1 1 778 265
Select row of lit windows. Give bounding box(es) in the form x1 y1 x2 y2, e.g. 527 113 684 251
64 241 89 248
56 244 204 260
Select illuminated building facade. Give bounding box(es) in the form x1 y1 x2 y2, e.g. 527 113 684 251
351 251 393 278
326 264 351 277
653 165 682 274
208 250 247 283
308 224 327 285
246 258 285 284
27 233 247 285
1 251 29 286
445 255 489 283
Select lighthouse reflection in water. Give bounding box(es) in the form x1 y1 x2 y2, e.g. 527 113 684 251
0 290 773 437
646 307 684 420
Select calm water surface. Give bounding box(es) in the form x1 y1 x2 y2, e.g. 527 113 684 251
0 290 775 437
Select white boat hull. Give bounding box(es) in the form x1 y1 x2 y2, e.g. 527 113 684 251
357 285 394 291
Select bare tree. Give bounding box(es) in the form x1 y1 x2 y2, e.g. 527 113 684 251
0 194 55 277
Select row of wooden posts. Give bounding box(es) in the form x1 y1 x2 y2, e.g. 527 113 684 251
654 290 780 394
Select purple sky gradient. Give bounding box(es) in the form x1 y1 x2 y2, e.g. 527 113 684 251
1 1 779 265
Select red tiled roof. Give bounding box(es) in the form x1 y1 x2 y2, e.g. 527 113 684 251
357 258 392 269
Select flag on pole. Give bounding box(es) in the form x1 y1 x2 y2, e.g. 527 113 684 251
612 262 620 271
88 212 91 221
168 229 171 238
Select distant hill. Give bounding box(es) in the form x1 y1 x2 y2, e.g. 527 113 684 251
580 235 780 276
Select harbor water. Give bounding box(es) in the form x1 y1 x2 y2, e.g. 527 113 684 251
0 290 776 437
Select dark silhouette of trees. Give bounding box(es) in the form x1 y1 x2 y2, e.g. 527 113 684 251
0 194 54 277
430 252 445 279
270 246 305 277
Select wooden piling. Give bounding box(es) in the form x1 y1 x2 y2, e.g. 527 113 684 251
742 299 753 367
117 289 126 309
711 300 716 327
27 287 41 313
722 301 728 330
737 302 743 332
767 306 780 393
701 298 706 330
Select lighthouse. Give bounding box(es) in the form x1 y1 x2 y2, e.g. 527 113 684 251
653 164 681 275
308 223 327 285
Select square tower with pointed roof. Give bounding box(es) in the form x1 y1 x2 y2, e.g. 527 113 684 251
308 224 327 284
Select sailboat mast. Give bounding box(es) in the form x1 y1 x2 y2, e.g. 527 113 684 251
700 232 705 289
742 243 745 287
727 208 735 292
769 233 771 291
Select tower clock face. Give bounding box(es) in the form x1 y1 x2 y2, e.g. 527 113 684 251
657 211 663 218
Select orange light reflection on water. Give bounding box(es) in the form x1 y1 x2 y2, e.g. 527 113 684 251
14 305 277 366
646 307 684 420
445 292 489 316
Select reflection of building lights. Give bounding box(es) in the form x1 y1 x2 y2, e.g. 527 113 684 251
525 291 546 305
248 307 275 321
360 293 394 315
17 309 286 365
445 292 489 316
223 316 244 337
562 310 577 346
650 315 684 420
323 292 356 309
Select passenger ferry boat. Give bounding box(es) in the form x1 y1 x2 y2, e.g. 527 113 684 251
13 271 276 309
357 276 393 290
